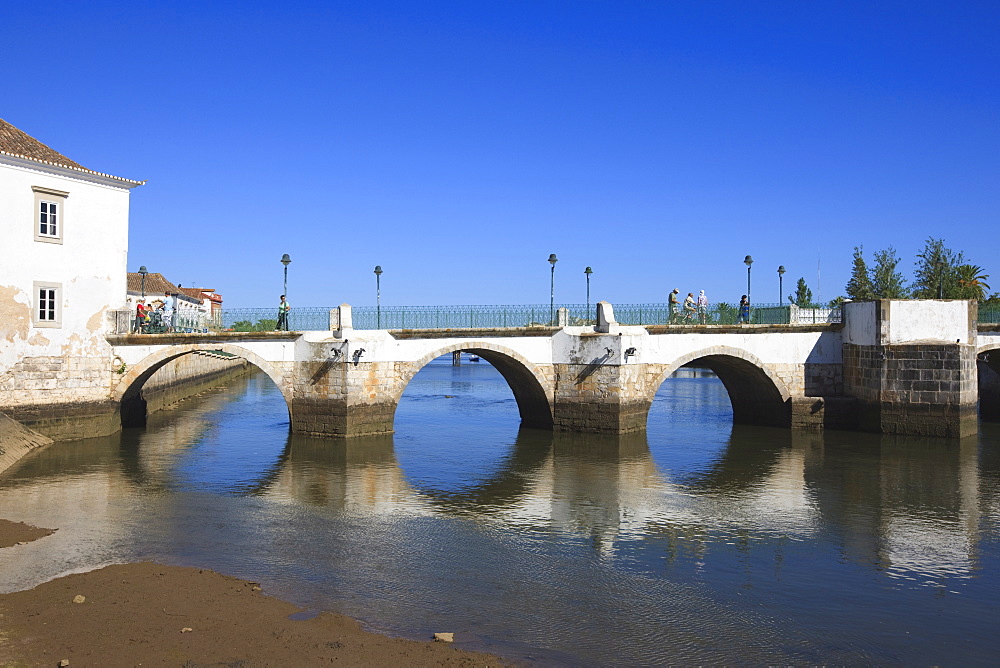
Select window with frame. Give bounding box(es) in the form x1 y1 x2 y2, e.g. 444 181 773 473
33 281 62 328
31 186 69 244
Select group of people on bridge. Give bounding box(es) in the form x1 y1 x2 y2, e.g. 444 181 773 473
133 293 177 334
667 290 752 325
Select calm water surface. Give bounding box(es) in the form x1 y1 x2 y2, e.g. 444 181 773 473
2 360 1000 665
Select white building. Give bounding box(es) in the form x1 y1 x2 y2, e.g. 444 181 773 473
0 118 144 437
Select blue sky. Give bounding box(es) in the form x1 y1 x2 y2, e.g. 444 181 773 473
4 1 998 308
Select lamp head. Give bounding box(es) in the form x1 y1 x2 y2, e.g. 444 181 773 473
584 266 593 275
374 265 383 276
548 253 558 266
280 254 292 266
777 265 786 275
744 255 754 267
138 265 148 275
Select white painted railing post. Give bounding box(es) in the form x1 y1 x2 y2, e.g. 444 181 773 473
596 301 617 333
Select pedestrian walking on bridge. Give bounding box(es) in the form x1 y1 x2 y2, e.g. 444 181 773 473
697 290 708 324
276 295 291 331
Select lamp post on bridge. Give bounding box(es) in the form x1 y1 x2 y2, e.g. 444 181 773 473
374 265 383 328
584 266 593 321
138 265 148 301
280 254 291 297
548 253 558 324
744 255 753 320
777 265 785 304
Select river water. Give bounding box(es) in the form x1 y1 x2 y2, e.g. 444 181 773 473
2 359 1000 664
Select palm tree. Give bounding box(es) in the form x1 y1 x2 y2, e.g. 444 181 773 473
955 264 991 300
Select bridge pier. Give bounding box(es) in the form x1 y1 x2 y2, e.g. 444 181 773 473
842 300 978 438
551 362 651 433
288 357 398 438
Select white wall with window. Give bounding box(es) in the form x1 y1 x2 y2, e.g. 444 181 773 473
0 143 143 396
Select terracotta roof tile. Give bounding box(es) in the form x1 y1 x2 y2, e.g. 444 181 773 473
127 272 181 296
0 118 86 169
0 118 144 186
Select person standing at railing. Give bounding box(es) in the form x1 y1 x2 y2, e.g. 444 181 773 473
276 295 291 331
668 288 680 324
162 293 175 332
738 295 750 324
697 290 708 324
133 301 146 333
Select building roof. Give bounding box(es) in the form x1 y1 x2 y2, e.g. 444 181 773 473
127 272 183 296
0 118 145 186
177 287 223 303
127 274 219 305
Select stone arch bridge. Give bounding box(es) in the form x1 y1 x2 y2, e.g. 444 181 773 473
108 300 994 440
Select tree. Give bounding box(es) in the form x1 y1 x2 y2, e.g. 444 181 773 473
845 246 876 300
789 277 814 308
912 237 964 298
870 246 908 298
955 264 991 300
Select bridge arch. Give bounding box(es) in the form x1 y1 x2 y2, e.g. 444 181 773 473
649 346 792 428
977 341 1000 421
113 343 291 427
394 341 554 429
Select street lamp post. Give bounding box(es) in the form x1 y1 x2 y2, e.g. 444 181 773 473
280 254 291 297
548 254 558 323
584 266 593 320
374 265 383 328
138 265 148 301
777 265 786 304
934 259 944 299
744 255 754 320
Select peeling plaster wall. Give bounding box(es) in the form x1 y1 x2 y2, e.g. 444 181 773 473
0 156 134 437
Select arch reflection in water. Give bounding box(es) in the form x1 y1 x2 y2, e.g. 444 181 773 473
118 372 291 496
4 362 1000 664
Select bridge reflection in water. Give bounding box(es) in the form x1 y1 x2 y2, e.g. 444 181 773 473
1 366 998 664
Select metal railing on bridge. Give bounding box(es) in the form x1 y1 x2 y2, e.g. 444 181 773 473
981 303 1000 324
108 303 845 334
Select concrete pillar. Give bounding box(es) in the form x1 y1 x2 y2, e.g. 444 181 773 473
842 300 978 438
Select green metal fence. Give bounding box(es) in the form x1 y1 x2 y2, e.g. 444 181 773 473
217 308 334 332
110 302 846 335
981 303 1000 324
350 304 594 329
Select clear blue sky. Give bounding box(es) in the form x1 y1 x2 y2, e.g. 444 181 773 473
4 1 998 308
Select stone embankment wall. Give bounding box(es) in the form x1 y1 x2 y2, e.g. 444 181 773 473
0 354 119 441
139 351 250 414
1 351 248 442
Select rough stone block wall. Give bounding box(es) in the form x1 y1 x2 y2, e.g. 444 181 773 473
843 342 977 437
552 363 652 433
288 360 400 437
803 363 843 396
0 355 118 440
